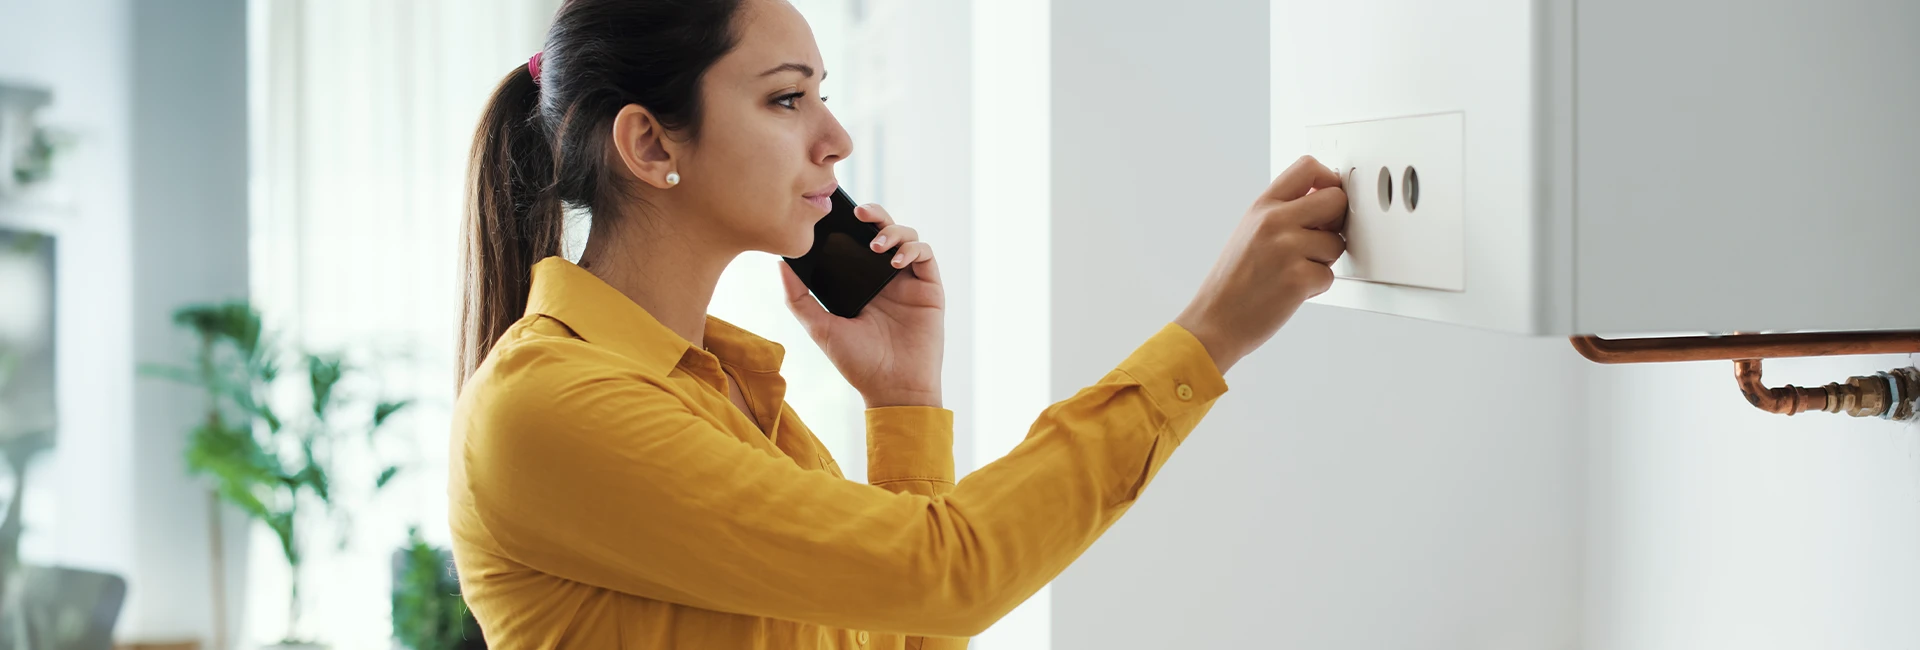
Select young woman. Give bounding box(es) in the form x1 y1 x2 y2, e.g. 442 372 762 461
449 0 1348 647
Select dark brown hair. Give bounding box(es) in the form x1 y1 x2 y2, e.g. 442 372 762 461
459 0 746 388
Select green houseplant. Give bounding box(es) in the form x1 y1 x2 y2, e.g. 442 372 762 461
392 527 484 650
143 301 410 647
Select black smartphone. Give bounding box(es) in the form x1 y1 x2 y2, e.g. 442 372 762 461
782 187 902 319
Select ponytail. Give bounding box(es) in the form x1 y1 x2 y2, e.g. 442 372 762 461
459 63 562 390
456 0 747 390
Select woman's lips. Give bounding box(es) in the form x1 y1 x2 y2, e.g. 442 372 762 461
802 182 838 213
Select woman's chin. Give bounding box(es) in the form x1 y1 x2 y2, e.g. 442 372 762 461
763 211 820 258
777 231 815 259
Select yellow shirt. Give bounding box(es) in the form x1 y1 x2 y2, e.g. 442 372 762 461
450 257 1229 649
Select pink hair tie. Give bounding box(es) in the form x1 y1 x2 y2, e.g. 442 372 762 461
527 52 544 84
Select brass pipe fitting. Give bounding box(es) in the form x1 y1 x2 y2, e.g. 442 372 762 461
1735 360 1919 420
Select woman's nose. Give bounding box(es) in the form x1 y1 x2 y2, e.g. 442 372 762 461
815 111 854 165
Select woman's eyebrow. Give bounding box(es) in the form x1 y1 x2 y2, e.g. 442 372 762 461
759 62 826 81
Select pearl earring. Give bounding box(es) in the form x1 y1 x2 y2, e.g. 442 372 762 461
666 172 681 187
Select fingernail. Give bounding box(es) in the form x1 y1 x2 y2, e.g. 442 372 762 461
892 254 904 267
872 236 888 249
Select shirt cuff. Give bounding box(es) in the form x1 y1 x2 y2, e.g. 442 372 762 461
1116 323 1231 425
865 406 956 486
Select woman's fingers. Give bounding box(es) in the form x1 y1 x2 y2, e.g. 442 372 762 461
1263 155 1344 202
854 203 894 228
890 241 933 267
1298 229 1347 265
854 202 941 283
892 241 940 283
870 224 919 252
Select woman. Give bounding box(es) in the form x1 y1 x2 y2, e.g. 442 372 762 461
449 0 1348 647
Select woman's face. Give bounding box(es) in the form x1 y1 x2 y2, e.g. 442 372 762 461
670 0 852 259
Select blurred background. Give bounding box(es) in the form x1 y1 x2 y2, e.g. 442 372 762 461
2 0 1918 649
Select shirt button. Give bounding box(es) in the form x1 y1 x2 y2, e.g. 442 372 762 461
1176 383 1194 401
857 631 870 645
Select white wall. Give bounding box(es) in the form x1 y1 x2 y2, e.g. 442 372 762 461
1587 353 1920 650
970 0 1052 646
1045 1 1920 649
128 1 253 646
0 0 251 646
0 0 139 623
1048 1 1566 645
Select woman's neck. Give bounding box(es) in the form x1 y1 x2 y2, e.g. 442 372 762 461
576 219 734 350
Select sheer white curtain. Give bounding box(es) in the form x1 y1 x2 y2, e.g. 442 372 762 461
248 0 557 646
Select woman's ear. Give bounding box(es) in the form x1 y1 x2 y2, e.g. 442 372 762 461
611 104 682 190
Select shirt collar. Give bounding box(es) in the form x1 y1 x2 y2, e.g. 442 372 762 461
524 257 787 375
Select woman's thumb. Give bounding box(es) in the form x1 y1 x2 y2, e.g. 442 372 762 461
778 260 833 335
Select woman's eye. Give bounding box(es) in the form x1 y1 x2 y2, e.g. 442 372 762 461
775 92 826 110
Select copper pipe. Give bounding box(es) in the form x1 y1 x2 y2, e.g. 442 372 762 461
1734 360 1920 420
1570 330 1920 364
1734 359 1828 415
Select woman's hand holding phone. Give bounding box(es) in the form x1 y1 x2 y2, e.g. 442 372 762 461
779 155 1342 405
780 202 946 409
1174 155 1350 375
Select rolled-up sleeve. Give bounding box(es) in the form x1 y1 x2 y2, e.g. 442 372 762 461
867 406 956 496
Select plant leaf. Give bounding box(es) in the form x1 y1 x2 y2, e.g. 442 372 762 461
136 362 199 385
307 353 344 417
373 399 411 430
265 511 298 567
231 394 281 434
376 465 400 490
294 440 330 505
184 421 287 537
256 349 280 383
173 300 263 354
393 530 475 650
